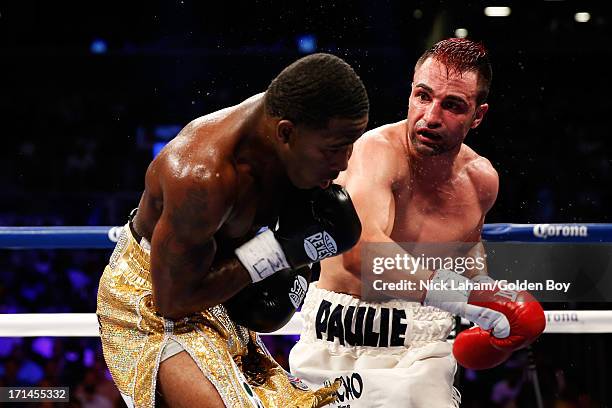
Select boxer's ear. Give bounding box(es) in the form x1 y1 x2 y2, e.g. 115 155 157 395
277 120 295 144
471 103 489 129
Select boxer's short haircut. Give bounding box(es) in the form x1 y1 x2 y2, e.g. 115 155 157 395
264 53 369 129
416 38 492 104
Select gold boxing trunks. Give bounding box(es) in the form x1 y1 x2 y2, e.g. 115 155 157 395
96 223 339 408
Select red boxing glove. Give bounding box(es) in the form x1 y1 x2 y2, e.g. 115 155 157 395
469 282 546 352
453 326 513 370
424 272 546 367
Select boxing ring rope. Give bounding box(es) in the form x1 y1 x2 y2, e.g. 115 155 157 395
1 223 612 337
1 310 611 337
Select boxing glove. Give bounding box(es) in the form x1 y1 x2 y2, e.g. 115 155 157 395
424 271 545 366
225 265 312 333
468 275 545 352
452 326 513 370
235 184 361 282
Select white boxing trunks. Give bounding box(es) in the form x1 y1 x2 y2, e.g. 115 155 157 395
289 282 460 408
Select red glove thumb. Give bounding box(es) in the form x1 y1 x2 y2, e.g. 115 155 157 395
453 326 513 370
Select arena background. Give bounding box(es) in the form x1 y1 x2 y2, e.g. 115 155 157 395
1 1 611 406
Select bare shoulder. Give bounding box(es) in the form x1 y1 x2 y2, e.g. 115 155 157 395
150 120 238 232
164 147 237 203
356 120 406 151
349 120 407 174
461 145 499 211
155 120 232 179
154 94 265 210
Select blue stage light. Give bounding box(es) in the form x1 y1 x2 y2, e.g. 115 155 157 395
90 39 107 54
297 34 316 54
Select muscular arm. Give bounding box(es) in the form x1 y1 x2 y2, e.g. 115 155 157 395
150 162 251 319
337 135 433 302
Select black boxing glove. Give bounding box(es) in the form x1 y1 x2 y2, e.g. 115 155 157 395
225 265 312 333
235 184 361 283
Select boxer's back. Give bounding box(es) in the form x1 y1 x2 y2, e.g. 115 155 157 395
133 95 263 244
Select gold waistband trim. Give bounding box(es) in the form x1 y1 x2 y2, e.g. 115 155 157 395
109 223 152 288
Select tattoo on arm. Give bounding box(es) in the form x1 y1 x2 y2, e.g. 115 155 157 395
159 233 216 280
160 187 217 277
170 188 210 233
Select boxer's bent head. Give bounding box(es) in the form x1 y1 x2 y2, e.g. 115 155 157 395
265 53 369 189
408 38 491 156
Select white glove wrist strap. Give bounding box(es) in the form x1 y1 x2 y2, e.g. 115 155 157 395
423 271 510 338
234 229 290 282
423 270 471 315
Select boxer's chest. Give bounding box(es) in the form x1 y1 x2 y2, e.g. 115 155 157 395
391 180 483 243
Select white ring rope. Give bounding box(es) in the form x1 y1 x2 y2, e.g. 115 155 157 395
1 310 610 337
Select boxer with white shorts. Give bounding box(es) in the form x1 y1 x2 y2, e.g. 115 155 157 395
290 38 545 407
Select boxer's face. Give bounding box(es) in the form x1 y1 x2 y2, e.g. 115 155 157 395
279 115 368 188
407 57 488 156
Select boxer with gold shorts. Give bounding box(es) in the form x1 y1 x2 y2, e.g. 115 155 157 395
97 53 369 407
